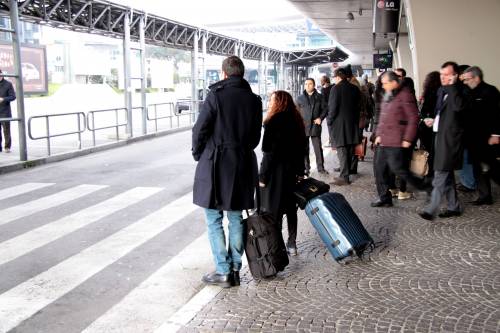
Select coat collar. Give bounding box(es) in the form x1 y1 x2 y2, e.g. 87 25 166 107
209 76 251 92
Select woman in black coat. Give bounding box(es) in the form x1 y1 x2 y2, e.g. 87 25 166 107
259 91 307 255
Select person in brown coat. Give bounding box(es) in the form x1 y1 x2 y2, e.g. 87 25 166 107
371 71 422 207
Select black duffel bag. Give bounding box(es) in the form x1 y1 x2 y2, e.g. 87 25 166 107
294 177 330 209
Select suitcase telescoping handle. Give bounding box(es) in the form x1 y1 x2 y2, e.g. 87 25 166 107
310 207 341 248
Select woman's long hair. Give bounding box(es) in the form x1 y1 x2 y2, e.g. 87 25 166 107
422 71 441 99
264 90 305 132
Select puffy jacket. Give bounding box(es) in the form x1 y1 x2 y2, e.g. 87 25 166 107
376 87 419 147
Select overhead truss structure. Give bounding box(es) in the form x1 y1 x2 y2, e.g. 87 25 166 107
0 0 347 65
283 47 349 66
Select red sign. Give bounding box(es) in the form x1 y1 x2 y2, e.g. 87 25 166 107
0 43 48 94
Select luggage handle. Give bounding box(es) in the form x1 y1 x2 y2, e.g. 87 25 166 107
310 206 341 249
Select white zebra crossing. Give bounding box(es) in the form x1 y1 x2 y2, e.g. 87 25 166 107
0 183 55 201
0 192 197 332
0 184 107 226
0 187 163 266
82 233 213 333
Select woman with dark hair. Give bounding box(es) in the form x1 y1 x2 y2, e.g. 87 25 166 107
418 71 441 180
259 90 307 256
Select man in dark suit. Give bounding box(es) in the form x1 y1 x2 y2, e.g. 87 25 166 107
463 66 500 205
320 75 334 148
419 61 468 220
0 69 16 153
192 56 262 287
296 78 328 175
327 67 361 185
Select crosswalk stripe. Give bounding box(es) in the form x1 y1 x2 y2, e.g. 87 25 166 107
82 233 213 333
0 187 163 266
0 192 197 333
0 183 55 201
0 184 107 226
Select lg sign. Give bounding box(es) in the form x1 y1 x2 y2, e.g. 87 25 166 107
378 1 396 8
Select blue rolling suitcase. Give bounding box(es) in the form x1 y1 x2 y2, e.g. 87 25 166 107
305 192 374 261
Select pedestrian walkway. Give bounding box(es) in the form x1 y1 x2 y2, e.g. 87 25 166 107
179 150 500 333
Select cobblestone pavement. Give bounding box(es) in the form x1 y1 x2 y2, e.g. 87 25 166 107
181 151 500 333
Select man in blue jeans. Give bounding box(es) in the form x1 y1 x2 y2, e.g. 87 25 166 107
192 56 262 288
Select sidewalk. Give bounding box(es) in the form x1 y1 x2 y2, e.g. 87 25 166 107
180 150 500 333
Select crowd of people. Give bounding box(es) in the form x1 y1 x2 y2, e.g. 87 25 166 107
192 56 499 288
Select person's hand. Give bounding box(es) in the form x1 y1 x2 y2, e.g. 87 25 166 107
401 140 411 148
374 136 381 145
424 118 434 127
488 136 500 145
259 182 266 187
314 118 321 125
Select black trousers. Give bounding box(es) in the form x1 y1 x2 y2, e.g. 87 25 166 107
305 136 325 173
336 144 355 179
472 147 500 200
0 121 11 150
374 146 424 202
273 205 298 247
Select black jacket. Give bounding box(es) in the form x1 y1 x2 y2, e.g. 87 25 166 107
192 76 262 210
0 78 16 118
259 111 306 215
327 80 361 147
433 83 468 171
296 90 327 137
465 81 500 162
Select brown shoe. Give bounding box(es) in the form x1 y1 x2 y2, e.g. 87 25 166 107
330 177 350 186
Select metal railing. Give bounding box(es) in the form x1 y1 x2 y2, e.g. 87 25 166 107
146 101 200 133
28 112 86 156
86 107 131 146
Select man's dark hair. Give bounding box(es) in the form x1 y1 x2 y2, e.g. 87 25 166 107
458 64 470 75
305 77 315 85
464 66 483 80
334 68 347 80
441 61 459 74
381 71 401 83
222 56 245 77
396 68 406 77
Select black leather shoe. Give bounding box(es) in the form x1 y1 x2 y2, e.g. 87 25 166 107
202 272 231 288
456 184 475 192
472 197 493 206
230 271 240 287
318 169 329 175
438 210 461 218
330 177 351 186
370 200 393 207
418 211 434 220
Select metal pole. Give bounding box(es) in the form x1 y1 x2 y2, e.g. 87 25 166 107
239 43 244 59
9 0 28 161
201 32 207 101
234 41 239 56
123 12 133 138
139 15 147 135
191 30 199 122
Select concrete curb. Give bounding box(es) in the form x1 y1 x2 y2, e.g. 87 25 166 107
0 126 192 175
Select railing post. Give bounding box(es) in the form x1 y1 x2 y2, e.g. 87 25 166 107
92 113 96 146
45 116 51 156
9 0 28 161
115 109 120 141
123 11 133 138
77 113 82 150
191 30 199 123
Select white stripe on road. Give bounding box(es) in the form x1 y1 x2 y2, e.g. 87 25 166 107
0 184 107 226
0 187 163 266
0 183 55 201
83 233 213 333
0 192 197 333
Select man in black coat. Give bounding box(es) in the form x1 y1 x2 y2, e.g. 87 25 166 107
192 56 262 287
296 78 328 175
327 67 361 185
420 62 468 220
463 66 500 205
320 75 334 148
0 69 16 153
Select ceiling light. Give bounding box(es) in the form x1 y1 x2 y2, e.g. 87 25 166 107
346 12 355 23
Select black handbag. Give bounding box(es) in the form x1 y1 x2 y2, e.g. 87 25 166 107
294 177 330 209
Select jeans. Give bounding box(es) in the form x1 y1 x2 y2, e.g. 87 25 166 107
204 209 243 275
459 149 476 189
305 136 325 172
